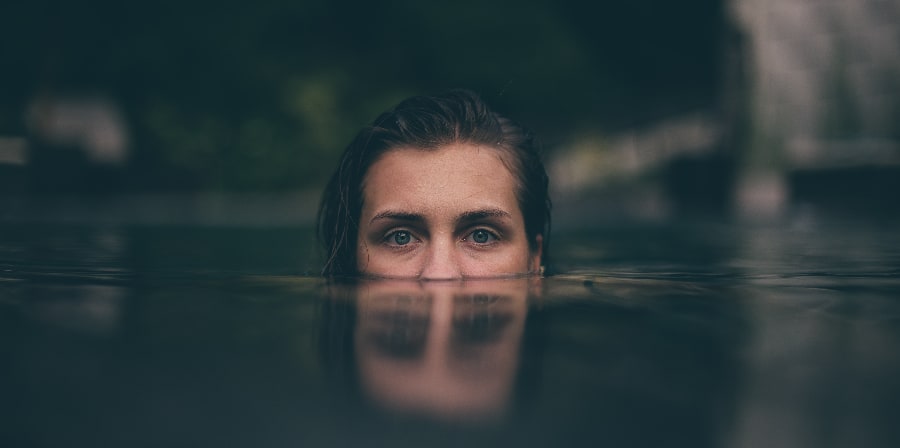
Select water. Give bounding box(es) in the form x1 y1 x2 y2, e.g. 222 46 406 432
2 212 899 447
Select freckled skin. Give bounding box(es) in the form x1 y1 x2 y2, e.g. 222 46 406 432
357 143 541 279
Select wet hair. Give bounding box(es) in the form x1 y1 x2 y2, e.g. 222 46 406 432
316 89 551 277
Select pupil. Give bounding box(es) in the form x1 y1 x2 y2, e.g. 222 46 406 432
473 230 489 243
394 232 411 245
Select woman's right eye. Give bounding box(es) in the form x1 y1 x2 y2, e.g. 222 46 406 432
386 230 413 246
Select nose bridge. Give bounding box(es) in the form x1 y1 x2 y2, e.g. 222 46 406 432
419 236 461 280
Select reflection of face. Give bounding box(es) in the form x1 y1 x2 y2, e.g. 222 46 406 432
354 279 532 421
357 143 541 279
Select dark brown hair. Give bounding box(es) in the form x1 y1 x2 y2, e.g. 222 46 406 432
317 89 550 277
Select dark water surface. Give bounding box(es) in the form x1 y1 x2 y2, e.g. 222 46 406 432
2 215 899 447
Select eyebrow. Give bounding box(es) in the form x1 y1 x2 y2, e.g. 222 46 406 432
456 208 512 224
369 208 512 226
369 211 426 225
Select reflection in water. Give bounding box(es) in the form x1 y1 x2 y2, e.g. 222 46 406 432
25 284 124 335
324 278 536 422
3 226 128 335
318 275 750 446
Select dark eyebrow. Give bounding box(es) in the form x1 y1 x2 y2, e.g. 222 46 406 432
370 210 426 225
456 208 512 224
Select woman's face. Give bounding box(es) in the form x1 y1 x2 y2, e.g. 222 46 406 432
357 143 541 279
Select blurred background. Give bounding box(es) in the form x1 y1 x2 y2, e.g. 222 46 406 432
2 5 899 445
1 0 898 225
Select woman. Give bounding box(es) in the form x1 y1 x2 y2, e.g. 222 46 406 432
317 90 550 278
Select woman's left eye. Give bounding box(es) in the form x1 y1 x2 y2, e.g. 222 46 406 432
467 229 498 244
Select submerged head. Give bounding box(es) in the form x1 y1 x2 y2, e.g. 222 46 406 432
317 90 550 279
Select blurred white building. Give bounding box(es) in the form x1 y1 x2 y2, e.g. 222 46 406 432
732 0 900 214
551 0 900 219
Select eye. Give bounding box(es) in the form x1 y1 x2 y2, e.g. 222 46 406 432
387 230 413 246
468 229 497 245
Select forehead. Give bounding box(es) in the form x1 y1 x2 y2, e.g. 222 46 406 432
361 143 520 214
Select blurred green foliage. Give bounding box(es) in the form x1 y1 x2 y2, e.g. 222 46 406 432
0 0 723 192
